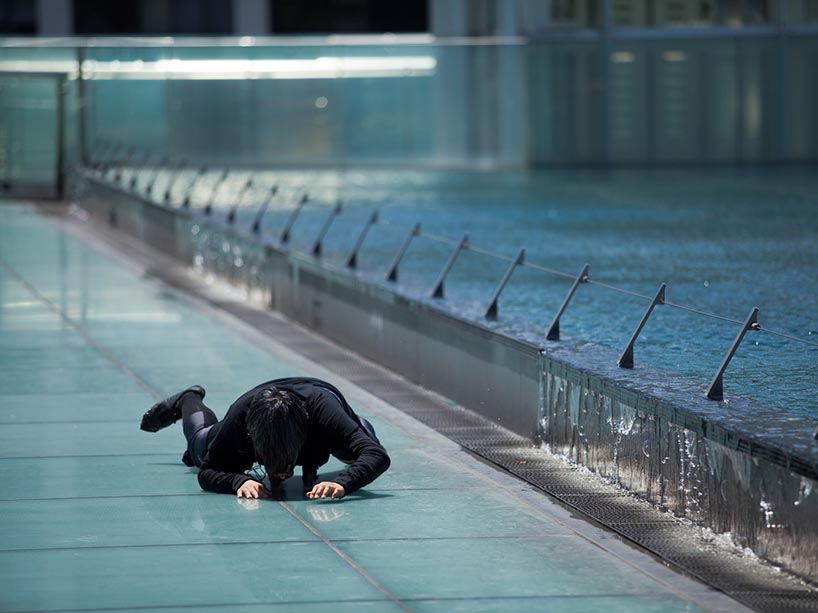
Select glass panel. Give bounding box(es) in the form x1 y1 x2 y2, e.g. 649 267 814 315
1 29 815 172
0 75 59 197
786 0 818 24
612 0 773 28
608 45 648 162
521 0 601 32
527 41 606 164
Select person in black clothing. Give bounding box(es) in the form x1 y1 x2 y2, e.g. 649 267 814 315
140 377 390 500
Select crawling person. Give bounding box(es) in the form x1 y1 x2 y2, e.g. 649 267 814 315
140 377 390 500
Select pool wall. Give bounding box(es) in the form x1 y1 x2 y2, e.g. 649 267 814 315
77 174 818 583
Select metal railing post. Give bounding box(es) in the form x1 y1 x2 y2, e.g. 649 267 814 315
144 155 169 197
129 150 151 190
345 210 379 269
484 248 525 320
114 146 136 183
252 185 278 234
204 169 230 216
706 307 760 401
386 222 420 282
163 160 187 203
280 193 309 244
311 201 343 257
227 177 254 224
545 263 590 341
618 283 666 368
182 165 208 208
430 233 469 299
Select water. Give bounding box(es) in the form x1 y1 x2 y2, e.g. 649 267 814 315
120 165 818 421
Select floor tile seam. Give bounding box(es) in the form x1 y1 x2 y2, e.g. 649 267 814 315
1 596 395 613
276 500 412 613
0 485 483 501
1 596 396 613
0 453 184 460
399 593 699 603
0 453 178 460
0 486 472 504
0 492 209 502
0 258 165 403
0 419 138 425
0 537 325 554
323 534 575 543
366 485 484 492
0 534 574 555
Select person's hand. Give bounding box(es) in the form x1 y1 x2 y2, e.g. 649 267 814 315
237 480 271 499
306 481 345 500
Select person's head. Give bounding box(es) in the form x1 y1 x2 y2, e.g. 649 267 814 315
246 387 308 479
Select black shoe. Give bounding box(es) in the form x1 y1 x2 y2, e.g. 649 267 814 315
181 450 194 467
140 385 205 432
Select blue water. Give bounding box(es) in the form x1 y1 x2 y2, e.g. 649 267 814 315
124 166 818 421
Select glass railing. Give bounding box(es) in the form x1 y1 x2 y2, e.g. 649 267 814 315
0 71 68 198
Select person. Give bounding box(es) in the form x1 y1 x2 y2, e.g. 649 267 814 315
139 377 390 500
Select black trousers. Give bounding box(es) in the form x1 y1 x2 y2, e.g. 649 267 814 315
180 392 218 468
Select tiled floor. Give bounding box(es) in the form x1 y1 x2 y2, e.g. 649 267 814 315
0 203 734 612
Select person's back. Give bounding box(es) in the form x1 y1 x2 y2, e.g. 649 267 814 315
141 377 390 499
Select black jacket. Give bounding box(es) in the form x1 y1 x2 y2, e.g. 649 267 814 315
197 378 390 496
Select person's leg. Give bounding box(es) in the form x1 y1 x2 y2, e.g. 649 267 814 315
358 417 381 446
180 391 218 467
140 385 206 432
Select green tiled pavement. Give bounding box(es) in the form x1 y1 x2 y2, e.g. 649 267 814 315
0 204 715 612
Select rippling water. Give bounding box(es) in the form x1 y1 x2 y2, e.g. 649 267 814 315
146 166 818 420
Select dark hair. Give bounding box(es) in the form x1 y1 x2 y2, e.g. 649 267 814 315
246 387 308 473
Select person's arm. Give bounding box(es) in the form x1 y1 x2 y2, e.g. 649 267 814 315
197 408 256 495
197 465 254 494
310 398 390 497
330 426 390 495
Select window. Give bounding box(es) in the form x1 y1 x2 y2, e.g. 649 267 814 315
612 0 772 28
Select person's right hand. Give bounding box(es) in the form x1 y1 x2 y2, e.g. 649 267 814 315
237 480 271 499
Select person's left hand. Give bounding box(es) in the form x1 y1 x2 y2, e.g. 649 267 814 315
306 481 345 499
